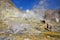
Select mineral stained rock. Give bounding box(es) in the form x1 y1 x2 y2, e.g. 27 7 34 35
0 0 60 40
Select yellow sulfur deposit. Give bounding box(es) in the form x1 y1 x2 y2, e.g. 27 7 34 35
0 0 60 40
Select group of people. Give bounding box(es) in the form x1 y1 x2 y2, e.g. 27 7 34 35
42 20 52 31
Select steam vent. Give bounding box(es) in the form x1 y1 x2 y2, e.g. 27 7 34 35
0 0 60 40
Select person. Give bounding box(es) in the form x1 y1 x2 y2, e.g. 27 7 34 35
41 20 52 31
46 22 52 31
46 23 49 29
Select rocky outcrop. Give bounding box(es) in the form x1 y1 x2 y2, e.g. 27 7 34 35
0 0 41 34
44 10 60 32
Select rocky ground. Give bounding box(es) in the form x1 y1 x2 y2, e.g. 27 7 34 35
0 0 60 40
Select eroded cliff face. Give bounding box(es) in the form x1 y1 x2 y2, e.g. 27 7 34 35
0 0 23 19
0 0 41 34
44 10 60 22
0 0 24 33
0 0 60 40
44 10 60 32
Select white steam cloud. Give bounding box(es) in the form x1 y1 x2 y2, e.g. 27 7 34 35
24 0 49 20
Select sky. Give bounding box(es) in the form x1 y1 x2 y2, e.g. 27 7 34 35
11 0 60 11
